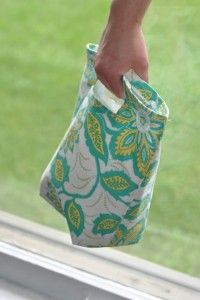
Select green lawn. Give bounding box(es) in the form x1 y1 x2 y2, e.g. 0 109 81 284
0 0 199 277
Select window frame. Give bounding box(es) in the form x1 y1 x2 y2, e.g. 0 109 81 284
0 210 200 300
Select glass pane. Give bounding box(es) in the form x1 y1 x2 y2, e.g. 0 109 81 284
0 0 199 279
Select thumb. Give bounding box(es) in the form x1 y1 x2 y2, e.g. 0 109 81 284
132 61 149 83
136 68 149 83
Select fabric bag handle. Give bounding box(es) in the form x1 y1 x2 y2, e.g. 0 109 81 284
92 78 125 114
86 43 169 119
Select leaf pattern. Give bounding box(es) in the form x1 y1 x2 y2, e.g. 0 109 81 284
107 103 136 128
123 203 141 221
110 127 137 160
64 200 85 237
123 194 150 220
141 160 158 187
46 181 65 216
84 110 108 164
92 213 121 235
124 217 146 245
40 43 169 247
100 170 138 197
62 107 86 153
136 143 155 178
50 153 70 188
108 224 128 246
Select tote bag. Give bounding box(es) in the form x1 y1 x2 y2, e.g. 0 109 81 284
39 43 169 248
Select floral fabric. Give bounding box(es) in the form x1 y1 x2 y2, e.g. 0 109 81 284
39 43 169 247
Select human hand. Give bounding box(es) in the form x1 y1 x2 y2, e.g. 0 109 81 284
94 0 151 99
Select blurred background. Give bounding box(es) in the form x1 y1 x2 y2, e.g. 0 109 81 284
0 0 199 277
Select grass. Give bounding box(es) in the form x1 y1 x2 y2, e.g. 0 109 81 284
0 0 199 277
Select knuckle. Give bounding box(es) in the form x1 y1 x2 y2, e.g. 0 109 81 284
94 59 105 75
94 63 113 82
140 59 149 71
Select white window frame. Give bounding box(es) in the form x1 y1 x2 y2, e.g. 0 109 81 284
0 210 199 300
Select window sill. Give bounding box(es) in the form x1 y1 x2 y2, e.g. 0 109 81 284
0 210 199 300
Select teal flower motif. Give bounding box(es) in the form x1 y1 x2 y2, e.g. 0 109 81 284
131 109 164 178
110 107 164 157
109 102 165 180
107 103 136 129
110 126 137 161
134 109 165 149
50 152 70 188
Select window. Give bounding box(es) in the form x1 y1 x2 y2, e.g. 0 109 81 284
0 2 199 296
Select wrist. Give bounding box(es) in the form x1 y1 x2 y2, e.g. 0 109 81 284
109 0 150 27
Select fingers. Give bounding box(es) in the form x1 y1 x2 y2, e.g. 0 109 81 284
94 54 149 100
132 59 149 83
131 29 149 83
94 62 125 99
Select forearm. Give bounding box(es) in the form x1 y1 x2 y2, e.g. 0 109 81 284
94 0 151 97
109 0 151 27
